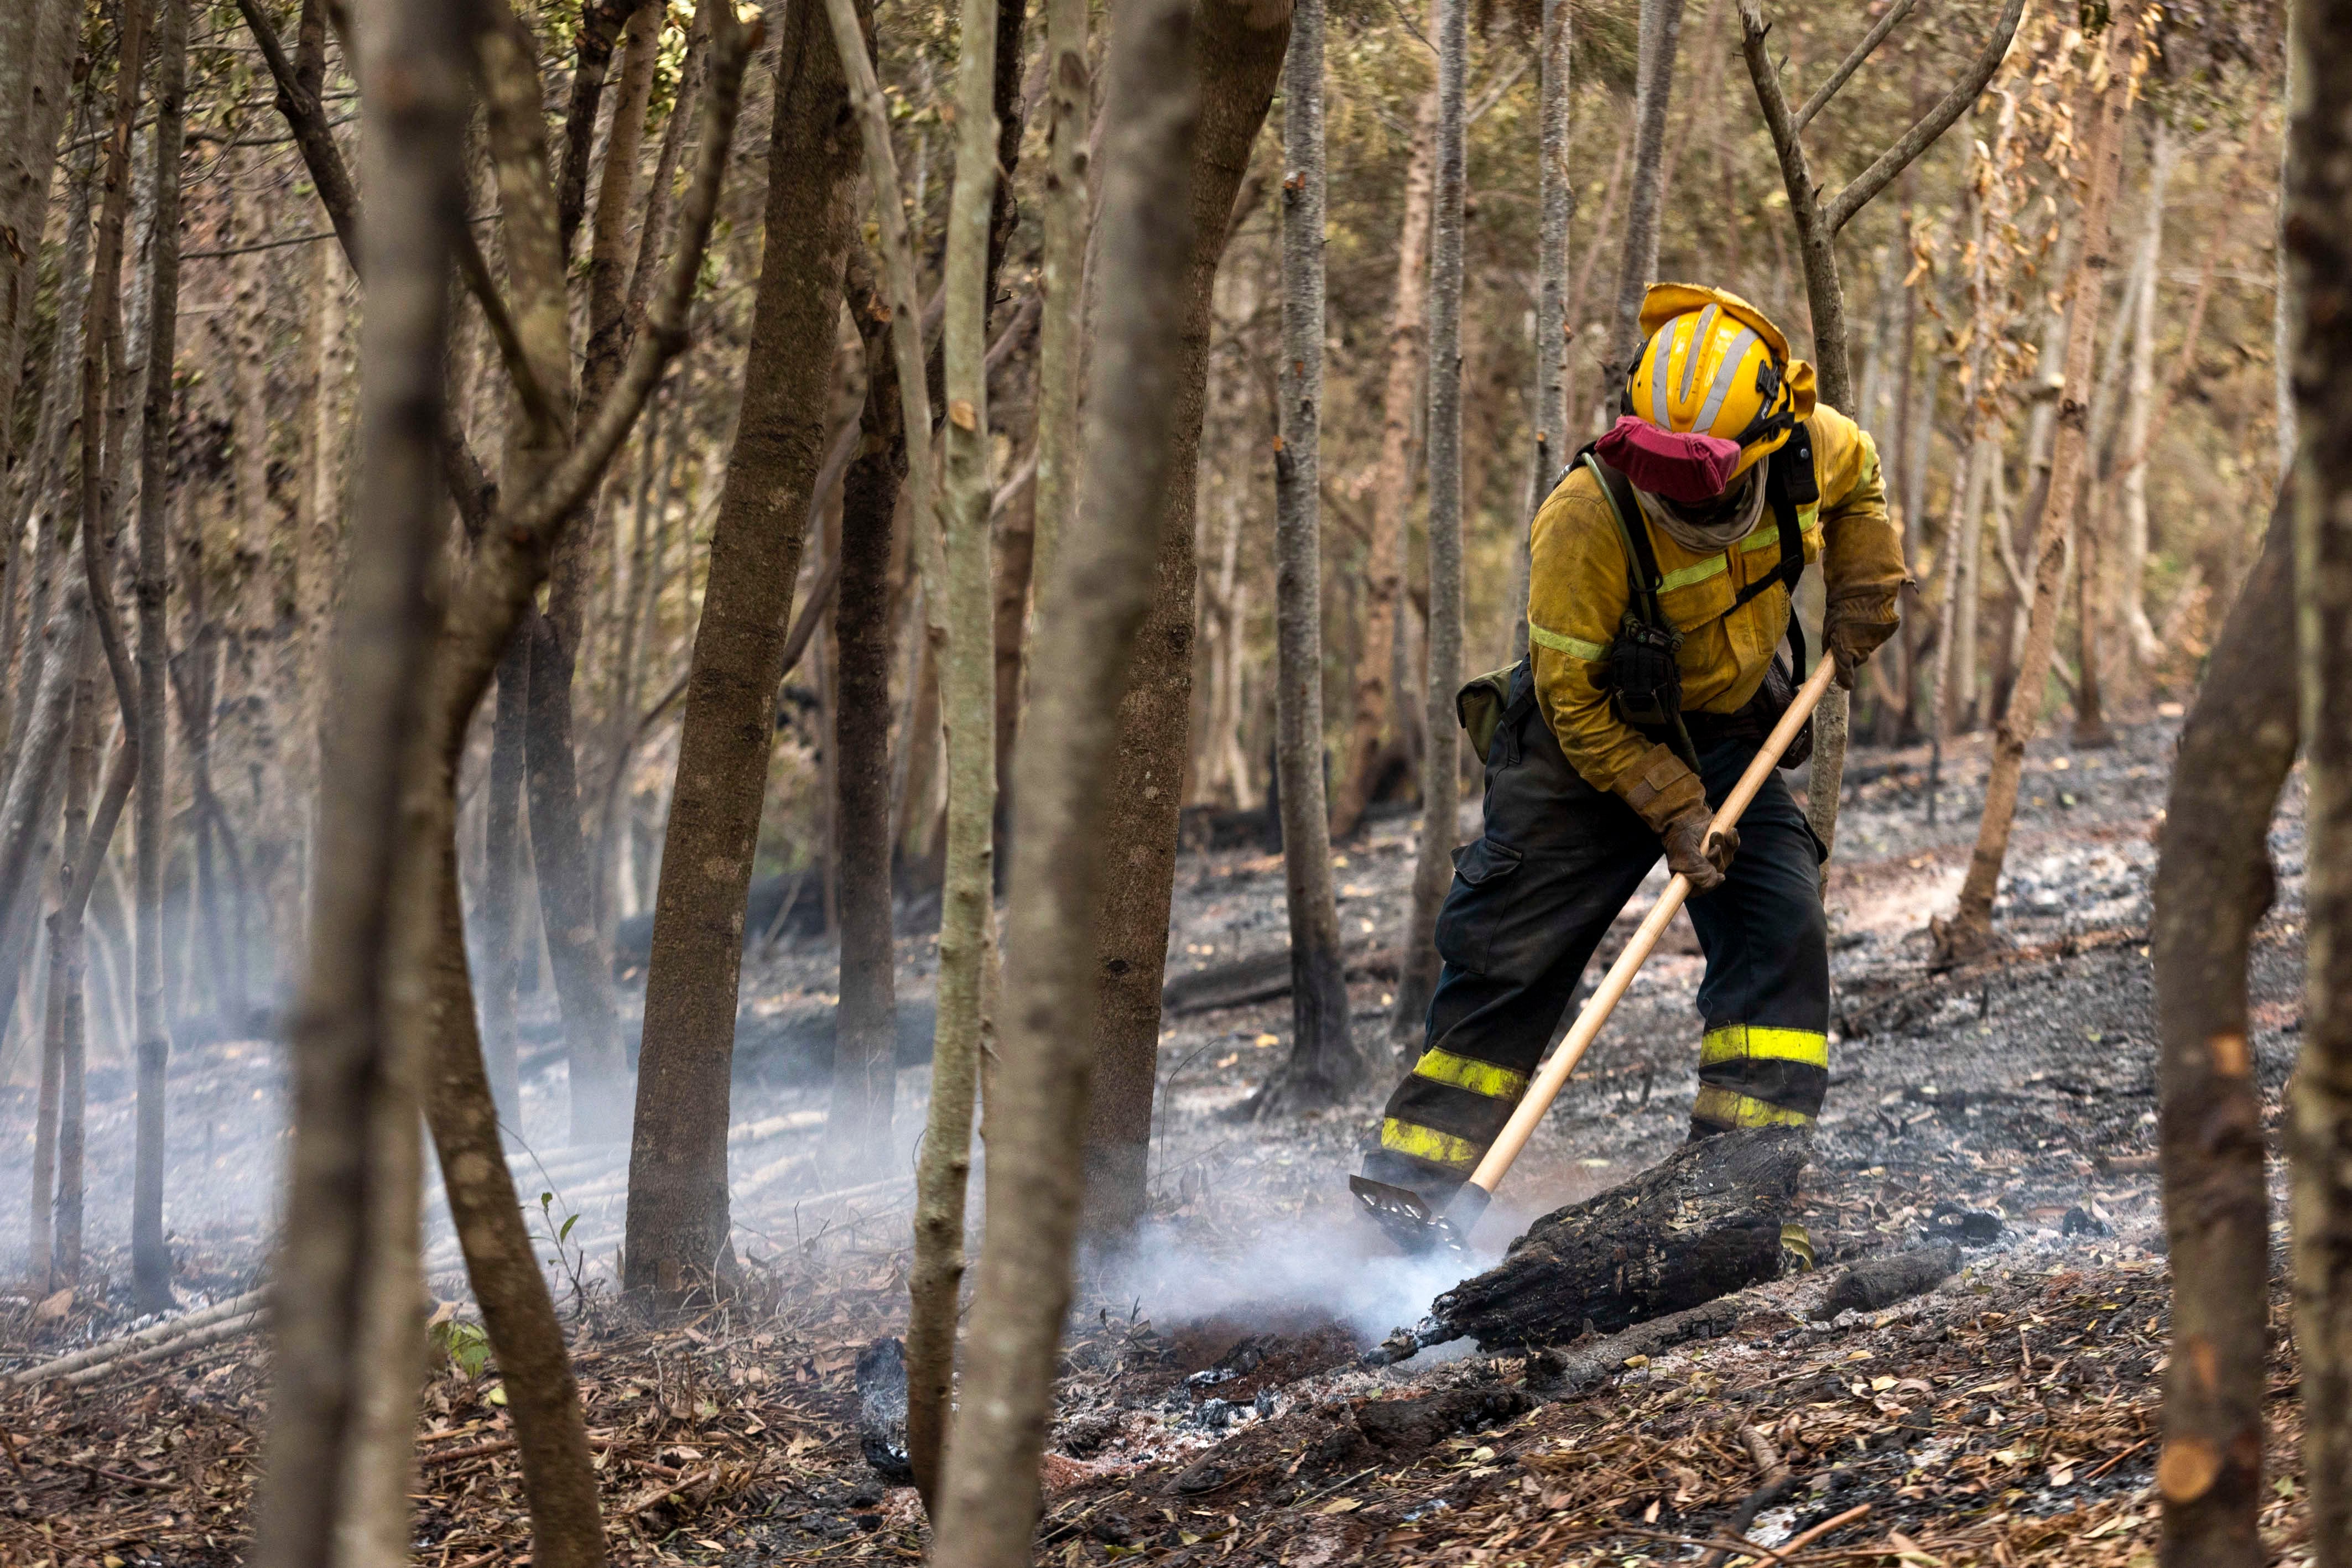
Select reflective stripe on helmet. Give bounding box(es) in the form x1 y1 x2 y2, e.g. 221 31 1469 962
1677 303 1721 407
1694 326 1760 436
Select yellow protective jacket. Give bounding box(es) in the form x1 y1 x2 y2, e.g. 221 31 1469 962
1524 404 1904 809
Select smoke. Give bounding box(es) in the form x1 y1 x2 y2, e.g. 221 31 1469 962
1091 1199 1547 1351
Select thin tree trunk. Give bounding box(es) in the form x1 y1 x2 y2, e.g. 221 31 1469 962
1256 0 1359 1114
245 0 466 1555
990 456 1037 871
625 0 862 1305
927 0 1200 1549
1937 6 2138 963
582 1 662 420
2287 0 2352 1552
1737 0 2024 851
2116 121 2177 686
1388 0 1466 1049
830 256 903 1177
0 0 77 472
1329 35 1438 842
419 851 605 1568
78 0 170 1310
523 610 631 1141
478 637 529 1131
904 0 1003 1502
27 894 60 1288
1076 0 1290 1243
1518 0 1572 668
2 136 94 792
398 19 747 1566
45 629 100 1284
2153 498 2294 1568
1031 0 1090 593
2073 475 2114 744
1606 0 1687 381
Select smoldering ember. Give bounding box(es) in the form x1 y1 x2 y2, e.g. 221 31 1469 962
0 0 2340 1565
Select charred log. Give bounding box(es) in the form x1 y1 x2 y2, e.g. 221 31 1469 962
1421 1127 1808 1352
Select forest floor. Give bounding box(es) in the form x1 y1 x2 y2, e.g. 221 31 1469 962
0 712 2318 1566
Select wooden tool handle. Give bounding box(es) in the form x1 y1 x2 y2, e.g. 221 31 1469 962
1457 657 1839 1204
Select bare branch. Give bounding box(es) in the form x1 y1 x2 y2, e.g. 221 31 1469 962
1736 2 1822 246
62 736 134 920
1824 0 2025 235
232 0 556 430
821 0 939 527
1791 0 1918 136
449 4 754 705
555 0 657 257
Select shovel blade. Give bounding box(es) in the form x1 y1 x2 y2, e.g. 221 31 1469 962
1350 1175 1453 1256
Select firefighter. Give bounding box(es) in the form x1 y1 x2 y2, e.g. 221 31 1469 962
1361 283 1906 1208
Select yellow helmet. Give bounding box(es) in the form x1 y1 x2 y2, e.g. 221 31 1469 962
1625 284 1816 481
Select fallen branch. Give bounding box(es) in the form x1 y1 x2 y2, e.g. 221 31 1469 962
1699 1425 1796 1567
1520 1296 1750 1392
9 1288 267 1387
58 1310 268 1387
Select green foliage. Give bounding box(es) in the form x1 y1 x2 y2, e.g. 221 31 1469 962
431 1315 496 1380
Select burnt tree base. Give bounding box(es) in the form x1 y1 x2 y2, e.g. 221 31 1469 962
1425 1127 1809 1352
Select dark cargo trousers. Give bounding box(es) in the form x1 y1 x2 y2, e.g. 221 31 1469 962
1362 665 1830 1205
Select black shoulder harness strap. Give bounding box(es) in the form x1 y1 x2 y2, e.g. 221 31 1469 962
1575 448 1662 621
1730 420 1815 677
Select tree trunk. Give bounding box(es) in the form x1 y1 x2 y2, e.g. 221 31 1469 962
2 136 93 788
523 610 632 1140
830 258 904 1178
419 848 606 1568
1386 0 1466 1050
1937 6 2138 963
926 0 1202 1551
624 0 862 1305
904 0 1003 1503
1031 0 1090 595
27 894 59 1287
1255 0 1360 1116
126 0 180 1295
2153 498 2295 1568
1736 0 2024 852
0 0 77 472
79 0 171 1311
2072 478 2113 744
478 635 530 1131
582 0 662 420
1518 0 1572 668
0 577 82 970
2116 121 2176 689
990 457 1038 872
1606 0 1687 381
245 0 465 1555
1329 32 1438 842
1077 0 1291 1243
43 628 101 1285
2287 0 2352 1553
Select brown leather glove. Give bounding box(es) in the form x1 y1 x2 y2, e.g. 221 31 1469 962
1824 597 1899 692
1663 806 1738 894
1621 743 1738 894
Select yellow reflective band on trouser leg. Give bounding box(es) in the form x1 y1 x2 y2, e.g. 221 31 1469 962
1409 1048 1529 1100
1694 1021 1829 1129
1700 1023 1829 1068
1378 1118 1482 1172
1689 1084 1815 1130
